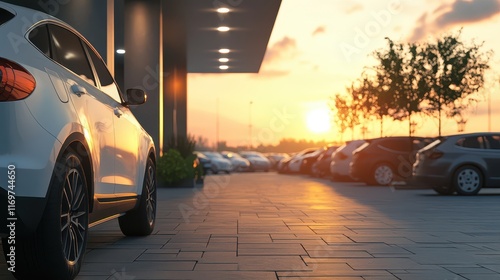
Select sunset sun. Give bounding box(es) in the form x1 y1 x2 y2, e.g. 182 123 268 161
306 108 331 133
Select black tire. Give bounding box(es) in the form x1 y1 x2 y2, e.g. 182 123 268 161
453 165 483 196
119 157 157 236
433 185 455 195
369 163 394 186
2 151 89 279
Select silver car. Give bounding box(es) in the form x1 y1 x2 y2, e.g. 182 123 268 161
0 3 156 279
413 132 500 195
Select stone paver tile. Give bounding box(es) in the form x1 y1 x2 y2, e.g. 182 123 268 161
162 242 207 250
346 258 424 270
84 249 145 263
389 269 466 280
145 248 180 254
120 271 277 280
237 234 273 243
80 261 196 272
482 265 500 273
205 242 237 252
209 237 238 243
279 277 362 280
198 252 238 264
344 235 415 245
194 263 239 271
137 251 202 261
238 256 310 271
460 274 500 280
305 250 373 258
444 266 499 274
321 235 354 244
277 263 391 277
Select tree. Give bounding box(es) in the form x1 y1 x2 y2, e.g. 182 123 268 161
372 38 429 137
331 92 360 141
422 30 491 136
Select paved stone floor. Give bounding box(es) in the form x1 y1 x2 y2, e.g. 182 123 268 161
2 172 500 279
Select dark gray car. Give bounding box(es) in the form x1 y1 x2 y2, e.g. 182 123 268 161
413 132 500 195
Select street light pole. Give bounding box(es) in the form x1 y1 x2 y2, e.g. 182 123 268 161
249 101 253 149
216 98 219 151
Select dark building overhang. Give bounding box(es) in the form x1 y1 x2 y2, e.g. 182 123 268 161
183 0 281 73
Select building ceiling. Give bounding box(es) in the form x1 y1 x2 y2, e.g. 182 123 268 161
183 0 281 73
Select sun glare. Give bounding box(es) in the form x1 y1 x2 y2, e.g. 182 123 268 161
306 108 331 133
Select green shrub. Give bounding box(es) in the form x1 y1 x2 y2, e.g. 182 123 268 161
157 149 189 184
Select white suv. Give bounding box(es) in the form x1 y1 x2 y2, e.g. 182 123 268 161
0 3 157 279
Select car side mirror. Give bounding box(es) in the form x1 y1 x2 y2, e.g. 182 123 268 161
125 88 147 105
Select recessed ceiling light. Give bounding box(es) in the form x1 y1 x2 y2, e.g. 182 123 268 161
217 7 230 13
217 26 230 32
116 49 126 54
219 58 229 63
219 48 230 54
219 65 229 70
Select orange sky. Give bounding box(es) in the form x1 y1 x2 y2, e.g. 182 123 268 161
187 0 500 147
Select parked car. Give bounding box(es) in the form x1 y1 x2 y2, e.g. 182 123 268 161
330 140 366 181
311 145 339 177
199 152 232 174
350 137 433 186
280 148 316 173
266 153 289 170
299 147 327 174
0 3 156 279
413 132 500 195
194 152 212 175
221 151 251 172
239 151 271 172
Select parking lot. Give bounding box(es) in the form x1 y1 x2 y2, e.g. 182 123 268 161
2 172 500 279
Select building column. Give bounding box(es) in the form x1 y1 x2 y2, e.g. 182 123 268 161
163 0 188 149
124 0 163 155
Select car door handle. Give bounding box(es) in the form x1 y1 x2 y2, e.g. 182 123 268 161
114 107 123 118
70 84 86 96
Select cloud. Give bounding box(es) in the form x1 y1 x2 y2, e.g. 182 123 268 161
263 36 297 63
312 26 326 36
409 13 429 42
345 3 364 14
436 0 500 28
410 0 500 41
259 36 298 78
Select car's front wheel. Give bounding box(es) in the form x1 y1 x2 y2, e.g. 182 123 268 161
2 150 89 279
453 165 482 196
370 163 394 186
119 157 157 236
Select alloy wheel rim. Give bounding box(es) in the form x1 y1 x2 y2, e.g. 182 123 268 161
375 165 393 185
457 169 480 192
145 165 156 226
61 164 87 263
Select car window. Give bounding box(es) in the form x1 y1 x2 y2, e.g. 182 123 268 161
379 139 411 152
48 24 95 86
0 8 14 25
84 43 122 103
485 135 500 150
28 24 51 57
456 136 484 149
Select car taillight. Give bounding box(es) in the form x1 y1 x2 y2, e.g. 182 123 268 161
0 57 36 101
